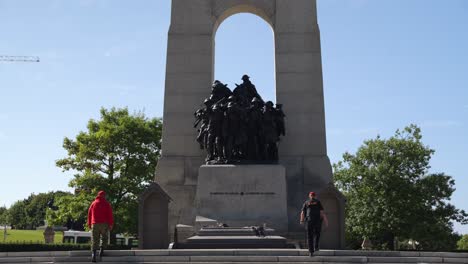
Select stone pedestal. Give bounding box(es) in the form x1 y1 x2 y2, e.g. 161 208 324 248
43 226 55 244
195 165 288 232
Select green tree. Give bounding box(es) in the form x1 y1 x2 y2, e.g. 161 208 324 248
457 234 468 250
46 192 87 230
25 191 69 229
0 206 8 225
334 124 468 250
7 200 28 229
4 191 69 229
52 107 162 236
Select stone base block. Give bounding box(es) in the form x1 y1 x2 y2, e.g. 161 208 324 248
195 165 288 232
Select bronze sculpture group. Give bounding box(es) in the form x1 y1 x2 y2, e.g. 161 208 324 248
194 75 285 164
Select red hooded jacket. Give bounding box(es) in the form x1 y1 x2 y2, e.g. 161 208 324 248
87 191 114 228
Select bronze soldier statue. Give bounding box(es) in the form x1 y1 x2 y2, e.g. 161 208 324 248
262 101 279 162
233 75 263 107
194 99 212 150
223 96 243 162
210 80 232 103
275 103 286 137
194 75 285 164
247 97 264 161
206 103 225 163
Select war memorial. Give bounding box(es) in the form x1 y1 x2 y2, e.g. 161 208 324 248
2 1 468 263
138 0 346 250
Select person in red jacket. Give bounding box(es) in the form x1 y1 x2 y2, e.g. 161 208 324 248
87 190 114 262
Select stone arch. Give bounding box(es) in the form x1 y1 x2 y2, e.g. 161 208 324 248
213 9 276 103
212 1 275 33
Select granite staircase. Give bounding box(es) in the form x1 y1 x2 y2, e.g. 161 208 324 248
176 226 293 249
0 249 467 264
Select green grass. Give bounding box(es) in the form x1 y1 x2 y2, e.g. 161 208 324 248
1 230 63 243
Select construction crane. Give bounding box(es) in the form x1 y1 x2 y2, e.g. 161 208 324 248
0 55 40 63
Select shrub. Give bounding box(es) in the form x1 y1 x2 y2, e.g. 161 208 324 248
0 242 131 252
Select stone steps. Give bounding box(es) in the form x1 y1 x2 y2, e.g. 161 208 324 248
197 227 275 237
0 249 467 263
178 236 290 249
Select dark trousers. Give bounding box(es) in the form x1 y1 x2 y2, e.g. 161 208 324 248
306 221 321 253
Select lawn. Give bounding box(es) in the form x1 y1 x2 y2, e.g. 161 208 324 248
1 229 63 243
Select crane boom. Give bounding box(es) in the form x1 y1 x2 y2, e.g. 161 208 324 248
0 55 40 62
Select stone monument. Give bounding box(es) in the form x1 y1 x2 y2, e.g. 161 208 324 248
148 0 345 249
138 182 172 249
43 226 55 244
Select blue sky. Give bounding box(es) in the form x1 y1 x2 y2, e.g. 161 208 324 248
0 0 467 234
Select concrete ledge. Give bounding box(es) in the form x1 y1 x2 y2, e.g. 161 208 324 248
53 256 90 262
298 250 334 256
170 249 235 256
235 249 300 256
339 251 424 257
368 256 443 263
0 257 31 263
52 251 69 257
1 249 468 263
443 257 468 263
2 251 69 258
418 257 444 263
141 255 190 262
68 250 90 256
103 250 136 256
7 251 50 257
102 256 143 262
29 256 53 262
190 255 278 262
280 255 367 262
420 252 468 258
399 251 421 257
278 256 318 262
316 256 368 263
134 249 171 256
